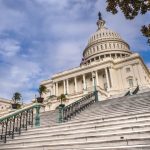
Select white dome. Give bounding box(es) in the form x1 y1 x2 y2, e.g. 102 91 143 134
88 28 122 46
81 18 132 65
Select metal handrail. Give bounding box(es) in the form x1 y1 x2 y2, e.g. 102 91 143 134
59 91 98 123
0 103 42 143
124 90 130 96
132 85 139 95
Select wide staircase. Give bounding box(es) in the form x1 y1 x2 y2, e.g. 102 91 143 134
1 91 150 149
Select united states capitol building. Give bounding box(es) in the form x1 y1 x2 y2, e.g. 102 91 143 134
1 13 150 150
41 14 150 110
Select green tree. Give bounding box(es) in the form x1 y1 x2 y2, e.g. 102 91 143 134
12 92 22 104
106 0 150 44
38 85 47 98
57 94 67 105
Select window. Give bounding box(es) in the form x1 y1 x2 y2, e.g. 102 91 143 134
126 68 130 73
91 58 94 62
128 79 133 87
96 57 99 60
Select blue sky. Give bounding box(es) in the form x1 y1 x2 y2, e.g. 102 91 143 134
0 0 149 103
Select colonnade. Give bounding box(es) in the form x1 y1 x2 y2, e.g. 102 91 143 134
52 68 112 96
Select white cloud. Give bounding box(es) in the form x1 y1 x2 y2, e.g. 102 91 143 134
0 39 20 57
0 60 42 103
0 1 27 33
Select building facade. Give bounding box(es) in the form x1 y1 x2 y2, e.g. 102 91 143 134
41 15 150 110
0 98 11 116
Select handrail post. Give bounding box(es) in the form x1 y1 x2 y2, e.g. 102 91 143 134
35 105 40 127
95 90 98 102
58 106 63 123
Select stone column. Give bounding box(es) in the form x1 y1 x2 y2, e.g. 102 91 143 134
105 68 110 91
74 77 78 93
53 83 56 96
95 70 99 86
83 74 86 90
56 82 58 96
63 80 66 94
109 68 113 88
66 79 69 94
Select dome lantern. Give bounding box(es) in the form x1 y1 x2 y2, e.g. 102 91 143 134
97 12 105 30
81 12 132 66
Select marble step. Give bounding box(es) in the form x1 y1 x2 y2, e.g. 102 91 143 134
7 122 150 142
19 112 150 135
1 137 150 150
7 127 150 145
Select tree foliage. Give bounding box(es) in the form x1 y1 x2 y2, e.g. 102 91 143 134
57 94 67 105
38 85 47 97
106 0 150 44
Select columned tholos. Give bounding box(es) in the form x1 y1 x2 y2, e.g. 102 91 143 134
74 77 78 93
83 74 86 90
